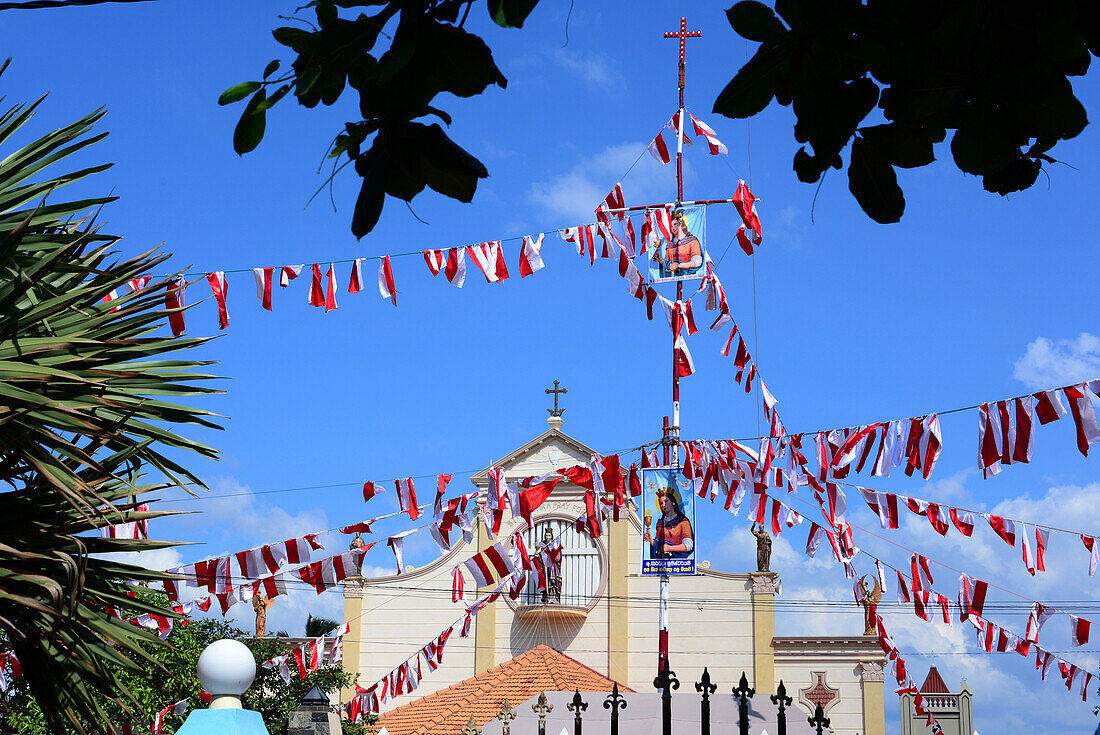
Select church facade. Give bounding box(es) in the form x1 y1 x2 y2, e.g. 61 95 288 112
342 419 886 735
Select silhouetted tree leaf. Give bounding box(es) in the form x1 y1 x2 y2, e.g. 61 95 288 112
848 135 904 223
726 1 788 43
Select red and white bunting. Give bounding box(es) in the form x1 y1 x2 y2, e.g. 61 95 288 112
377 255 396 306
280 264 303 287
348 258 366 294
166 275 187 336
519 233 545 277
253 266 274 310
687 113 727 155
648 129 671 164
205 271 229 329
395 477 419 520
308 263 325 307
324 262 339 311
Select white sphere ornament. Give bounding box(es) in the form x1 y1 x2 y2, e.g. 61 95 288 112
196 639 256 709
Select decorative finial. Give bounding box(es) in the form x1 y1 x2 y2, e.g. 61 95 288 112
196 639 257 710
496 699 516 735
546 380 567 419
461 714 482 735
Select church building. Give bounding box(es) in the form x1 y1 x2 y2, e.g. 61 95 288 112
341 413 886 735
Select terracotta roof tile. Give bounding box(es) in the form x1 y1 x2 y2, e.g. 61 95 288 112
919 666 950 694
378 645 630 735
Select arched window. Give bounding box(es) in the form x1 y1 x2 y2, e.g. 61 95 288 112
520 518 602 607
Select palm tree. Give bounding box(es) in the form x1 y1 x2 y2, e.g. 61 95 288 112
304 614 340 639
0 61 222 733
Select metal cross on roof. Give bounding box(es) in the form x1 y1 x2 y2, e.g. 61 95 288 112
546 379 567 417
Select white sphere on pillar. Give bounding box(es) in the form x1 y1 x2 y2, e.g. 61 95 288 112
196 639 256 709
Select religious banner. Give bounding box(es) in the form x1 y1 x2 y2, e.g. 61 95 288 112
645 205 708 284
640 467 696 575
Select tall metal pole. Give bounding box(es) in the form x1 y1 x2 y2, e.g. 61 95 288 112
660 13 701 681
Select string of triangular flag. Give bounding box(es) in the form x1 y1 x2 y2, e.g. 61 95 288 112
341 509 590 723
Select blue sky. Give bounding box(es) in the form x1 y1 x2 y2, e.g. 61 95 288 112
6 1 1100 731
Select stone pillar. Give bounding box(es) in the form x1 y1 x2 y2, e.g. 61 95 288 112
340 578 365 704
959 680 974 735
607 504 629 686
289 685 343 735
474 507 497 674
749 572 777 694
859 660 886 735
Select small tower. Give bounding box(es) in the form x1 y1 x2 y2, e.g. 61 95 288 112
899 666 973 735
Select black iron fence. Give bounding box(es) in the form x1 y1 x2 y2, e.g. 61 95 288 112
468 659 834 735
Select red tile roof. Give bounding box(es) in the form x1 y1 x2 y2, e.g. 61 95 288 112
920 666 950 694
378 645 630 735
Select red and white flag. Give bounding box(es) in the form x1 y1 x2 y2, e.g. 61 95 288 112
309 264 325 307
166 275 187 336
253 267 274 310
1070 615 1091 646
348 258 366 294
387 529 418 575
280 264 303 287
101 288 121 312
1026 602 1053 642
395 477 419 520
324 262 338 311
859 487 899 529
1083 535 1099 576
127 276 151 294
206 271 229 329
1033 388 1068 424
732 180 763 255
424 249 446 275
958 573 987 621
451 565 464 602
688 113 728 155
648 130 670 164
466 241 508 283
666 111 694 145
519 234 545 277
560 225 596 262
986 514 1017 547
363 481 384 503
674 333 695 377
377 255 396 306
950 508 975 536
462 541 515 588
1064 383 1100 456
444 248 466 287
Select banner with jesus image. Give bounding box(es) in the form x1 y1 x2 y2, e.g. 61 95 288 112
640 467 696 575
646 205 707 284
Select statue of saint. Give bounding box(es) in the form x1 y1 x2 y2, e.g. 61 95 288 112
751 523 772 572
857 575 883 635
349 532 366 550
536 527 563 604
253 594 274 637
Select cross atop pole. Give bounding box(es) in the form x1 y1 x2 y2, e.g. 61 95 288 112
664 17 701 204
664 17 702 92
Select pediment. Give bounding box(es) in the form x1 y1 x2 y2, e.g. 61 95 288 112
470 428 597 485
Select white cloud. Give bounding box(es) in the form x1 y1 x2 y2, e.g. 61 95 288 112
177 476 329 551
552 48 623 89
98 546 184 572
1013 333 1100 389
528 142 678 223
